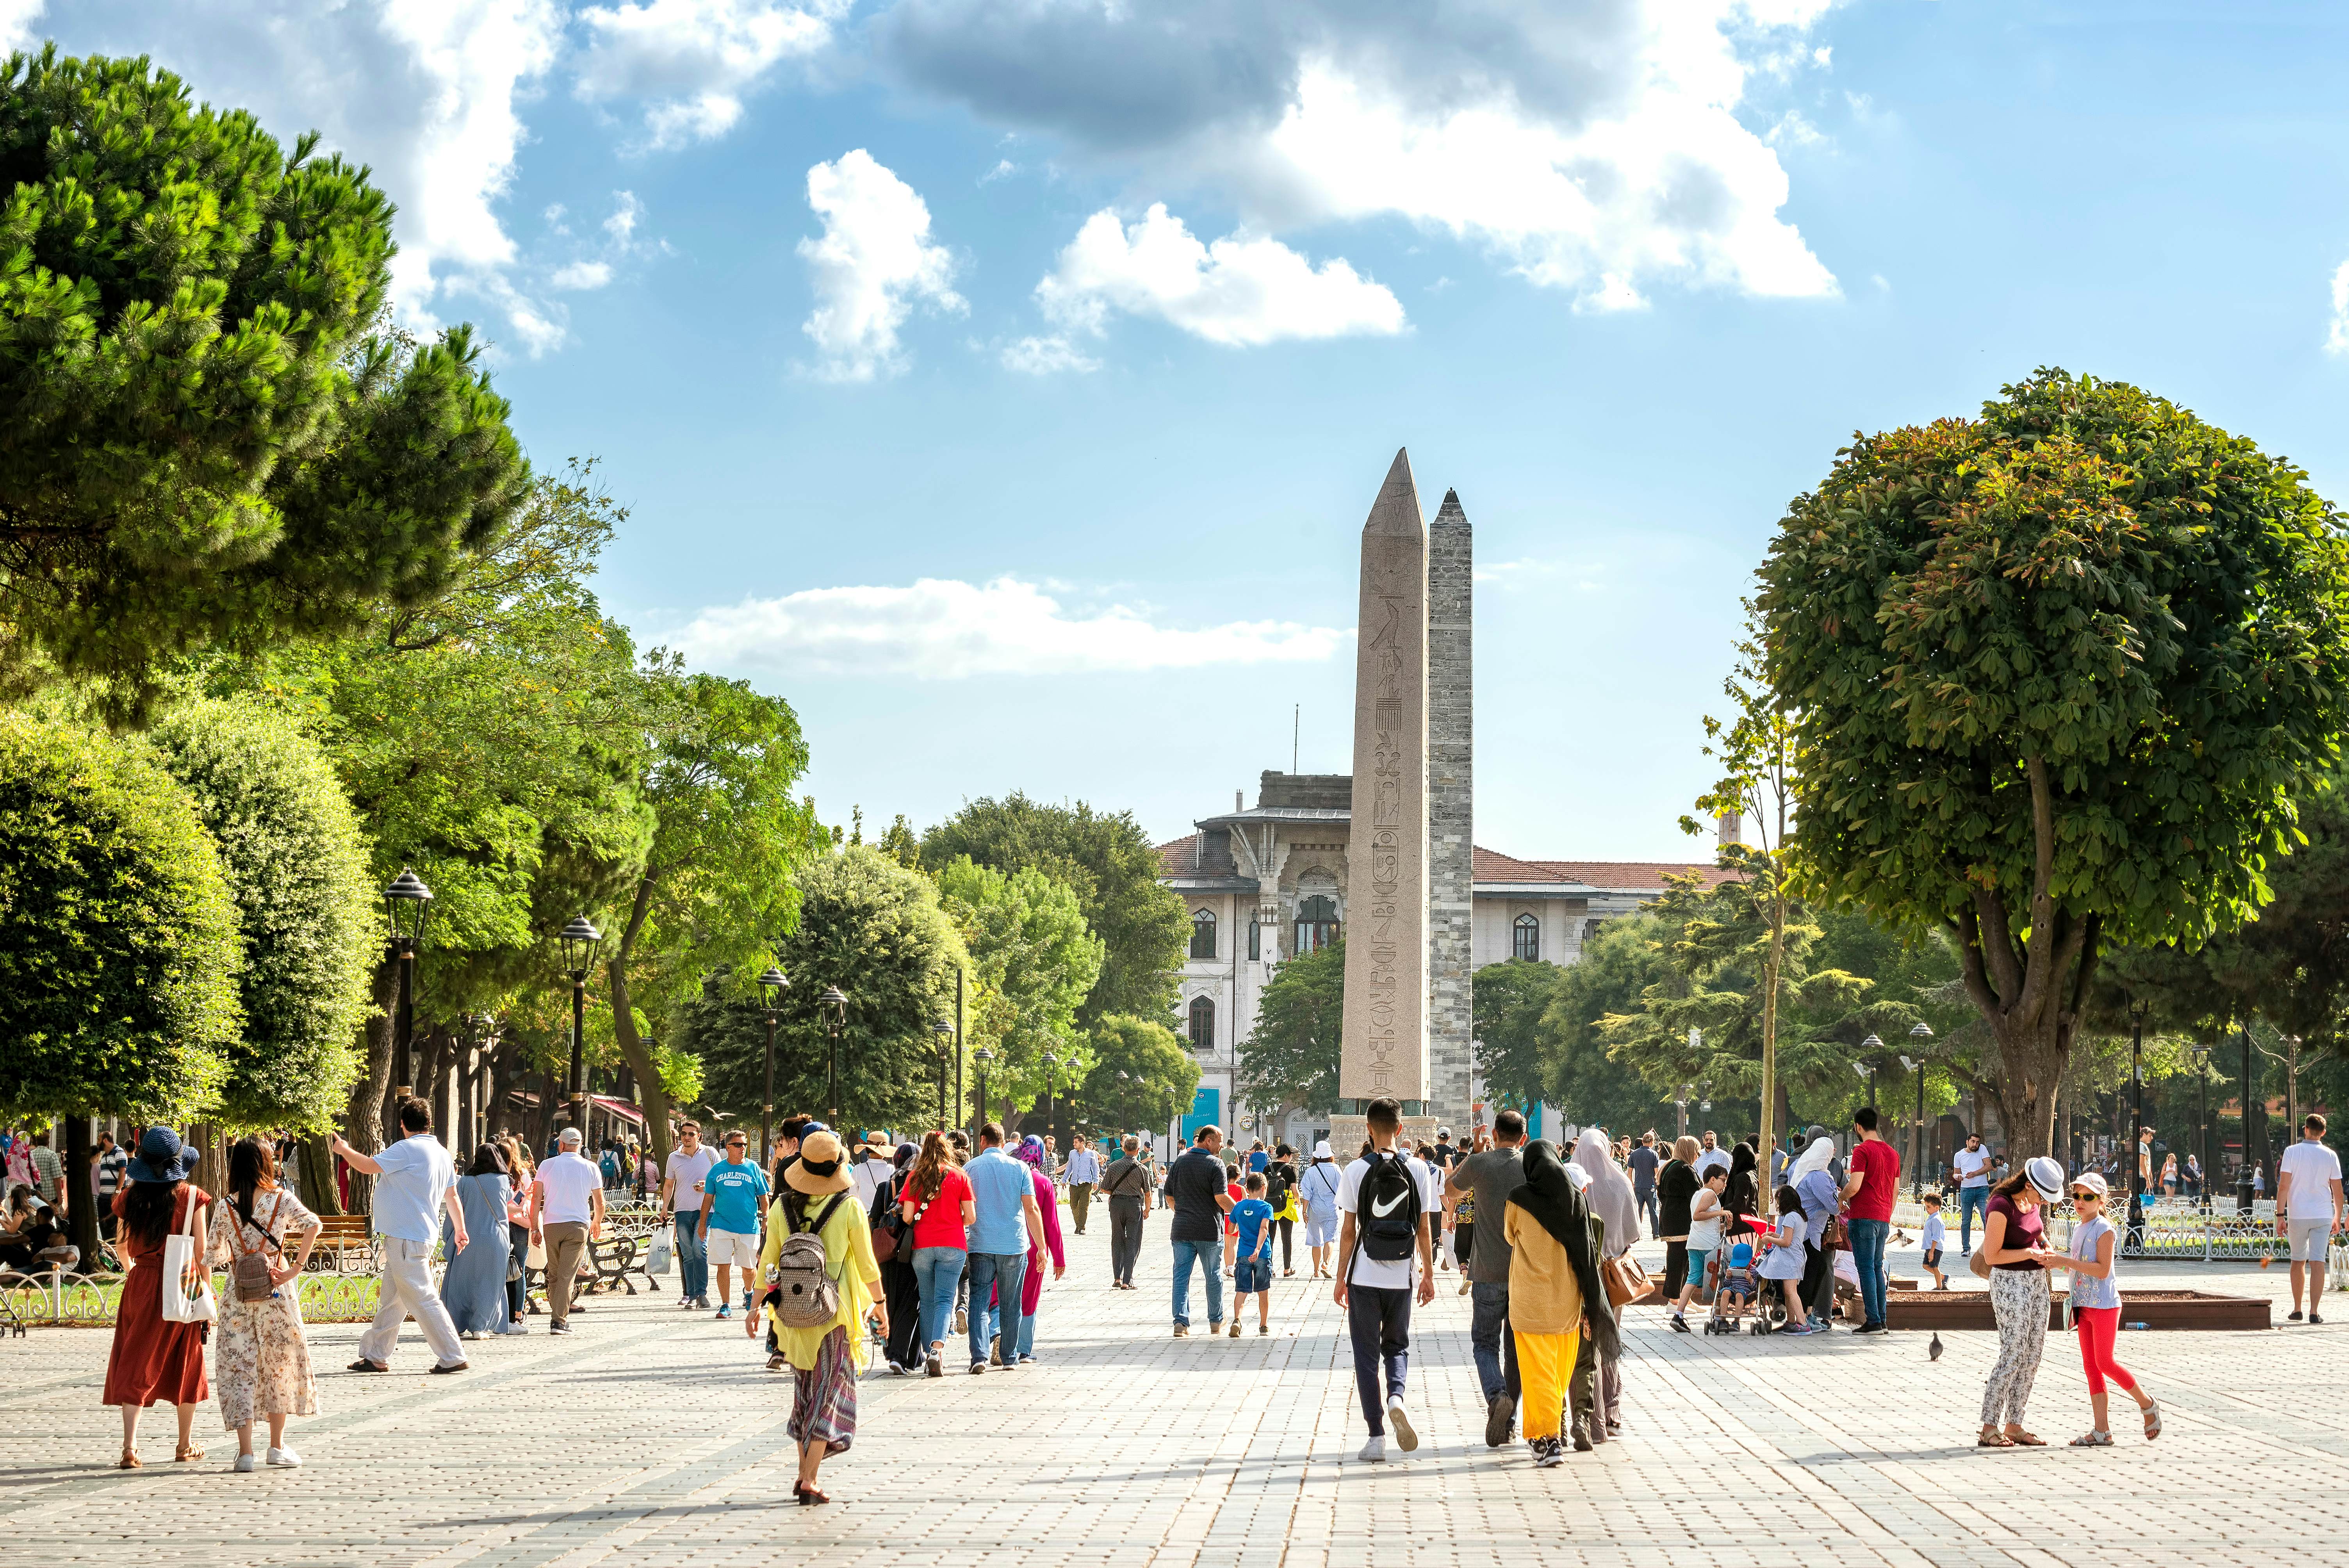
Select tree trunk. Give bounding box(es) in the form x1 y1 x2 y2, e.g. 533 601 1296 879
606 953 674 1171
299 1134 344 1217
341 955 397 1216
64 1115 97 1272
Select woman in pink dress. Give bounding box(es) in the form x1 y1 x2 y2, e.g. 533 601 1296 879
1007 1137 1065 1365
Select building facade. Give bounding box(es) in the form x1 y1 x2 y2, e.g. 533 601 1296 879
1157 770 1729 1155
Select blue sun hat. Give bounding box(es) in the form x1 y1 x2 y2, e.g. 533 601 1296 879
124 1126 200 1184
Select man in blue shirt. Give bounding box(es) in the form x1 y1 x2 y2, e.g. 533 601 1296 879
698 1131 770 1320
1063 1140 1103 1235
962 1122 1044 1373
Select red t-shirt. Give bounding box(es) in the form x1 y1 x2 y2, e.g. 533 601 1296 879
907 1167 971 1250
1847 1137 1900 1222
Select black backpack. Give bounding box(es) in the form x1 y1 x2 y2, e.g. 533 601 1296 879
1353 1150 1422 1265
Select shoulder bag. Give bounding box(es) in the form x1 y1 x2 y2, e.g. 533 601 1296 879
230 1193 286 1304
874 1178 924 1265
1600 1250 1650 1308
160 1192 220 1324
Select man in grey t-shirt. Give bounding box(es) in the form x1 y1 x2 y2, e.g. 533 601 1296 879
1447 1108 1529 1449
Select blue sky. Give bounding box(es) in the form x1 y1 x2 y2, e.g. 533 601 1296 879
25 1 2349 859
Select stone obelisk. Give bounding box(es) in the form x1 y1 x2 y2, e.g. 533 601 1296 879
1339 449 1429 1123
1426 488 1473 1134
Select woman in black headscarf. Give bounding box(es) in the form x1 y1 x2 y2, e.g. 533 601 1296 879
1724 1140 1761 1238
871 1142 924 1374
1508 1140 1619 1456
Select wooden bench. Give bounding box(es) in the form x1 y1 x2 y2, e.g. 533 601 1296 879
306 1214 377 1275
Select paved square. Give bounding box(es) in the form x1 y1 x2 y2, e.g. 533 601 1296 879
4 1214 2344 1567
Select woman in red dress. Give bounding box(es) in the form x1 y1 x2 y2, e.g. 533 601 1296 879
105 1128 212 1468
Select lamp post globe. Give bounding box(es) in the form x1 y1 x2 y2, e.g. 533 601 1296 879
757 966 789 1167
384 870 434 1102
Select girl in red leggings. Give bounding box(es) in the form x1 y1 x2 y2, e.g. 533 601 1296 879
2053 1173 2159 1445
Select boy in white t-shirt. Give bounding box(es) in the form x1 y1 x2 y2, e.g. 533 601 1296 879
659 1123 720 1310
2275 1114 2346 1324
1333 1099 1442 1463
1919 1193 1948 1290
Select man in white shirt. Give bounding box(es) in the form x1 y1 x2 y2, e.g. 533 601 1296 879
2275 1114 2345 1324
1950 1134 1993 1255
334 1098 469 1374
851 1135 895 1211
1333 1098 1441 1464
659 1122 718 1310
1064 1140 1103 1235
1694 1131 1731 1180
533 1126 606 1335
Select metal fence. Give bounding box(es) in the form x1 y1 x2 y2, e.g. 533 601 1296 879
2 1269 383 1329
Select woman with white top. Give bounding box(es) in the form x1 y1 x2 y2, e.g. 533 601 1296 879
1300 1141 1344 1279
1755 1183 1809 1329
2049 1172 2158 1445
1669 1166 1729 1330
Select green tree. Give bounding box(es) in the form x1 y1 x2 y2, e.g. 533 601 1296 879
1074 1014 1201 1141
1760 369 2349 1157
1238 937 1344 1117
0 50 530 720
1536 915 1681 1136
683 846 971 1135
936 855 1105 1115
146 696 376 1132
921 793 1187 1028
1472 959 1561 1113
0 712 241 1263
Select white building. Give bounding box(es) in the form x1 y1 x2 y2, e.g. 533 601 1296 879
1157 770 1729 1154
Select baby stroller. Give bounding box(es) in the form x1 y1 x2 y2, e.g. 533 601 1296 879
1704 1240 1756 1335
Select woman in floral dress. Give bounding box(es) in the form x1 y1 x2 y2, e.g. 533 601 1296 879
210 1136 321 1471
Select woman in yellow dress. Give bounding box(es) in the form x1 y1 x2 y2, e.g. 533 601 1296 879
750 1128 884 1505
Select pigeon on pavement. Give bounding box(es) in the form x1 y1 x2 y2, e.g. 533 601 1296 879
1928 1331 1944 1362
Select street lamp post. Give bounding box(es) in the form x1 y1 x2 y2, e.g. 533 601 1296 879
818 986 848 1131
385 870 434 1106
1859 1034 1884 1112
1907 1019 1935 1199
2126 998 2151 1244
757 967 789 1167
558 915 603 1138
2239 1023 2256 1215
955 968 966 1136
1675 1085 1690 1142
974 1048 995 1131
2190 1041 2212 1215
1042 1052 1059 1150
932 1019 952 1130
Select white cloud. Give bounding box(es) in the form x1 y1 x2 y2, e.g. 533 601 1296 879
551 260 615 290
605 190 646 242
1037 204 1404 348
797 149 965 381
2327 260 2349 356
672 576 1347 677
980 158 1018 184
1 0 44 52
1000 334 1098 375
573 0 844 149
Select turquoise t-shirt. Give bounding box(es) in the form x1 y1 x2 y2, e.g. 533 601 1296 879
704 1158 769 1234
1231 1197 1275 1260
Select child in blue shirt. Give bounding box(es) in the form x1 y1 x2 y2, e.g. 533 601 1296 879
1229 1172 1276 1336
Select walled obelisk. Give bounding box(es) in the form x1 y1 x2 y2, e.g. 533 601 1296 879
1426 488 1473 1134
1339 449 1429 1120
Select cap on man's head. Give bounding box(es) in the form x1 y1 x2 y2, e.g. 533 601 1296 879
557 1127 583 1146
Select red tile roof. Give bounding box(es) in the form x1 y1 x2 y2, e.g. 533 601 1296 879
1156 834 1198 877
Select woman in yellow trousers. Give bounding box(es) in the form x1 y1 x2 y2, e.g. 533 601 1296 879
1504 1140 1618 1466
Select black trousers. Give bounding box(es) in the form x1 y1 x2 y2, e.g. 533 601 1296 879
1799 1241 1835 1322
880 1260 922 1368
1109 1197 1146 1285
1276 1216 1294 1270
1661 1240 1689 1299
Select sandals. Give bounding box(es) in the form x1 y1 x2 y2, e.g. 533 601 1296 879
174 1444 205 1463
794 1482 831 1506
347 1358 387 1373
117 1450 142 1470
2068 1430 2113 1447
2143 1399 2162 1441
2005 1429 2046 1447
1976 1430 2014 1448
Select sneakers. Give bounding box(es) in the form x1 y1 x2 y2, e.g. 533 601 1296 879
678 1295 699 1310
1386 1396 1419 1452
970 1361 986 1375
234 1452 257 1473
1357 1435 1387 1463
500 1322 531 1335
926 1351 943 1377
1173 1324 1189 1337
1531 1435 1563 1468
1571 1422 1594 1452
1485 1392 1516 1449
1854 1322 1887 1336
266 1447 301 1468
716 1305 733 1320
990 1334 1004 1366
693 1295 711 1310
430 1360 469 1374
459 1329 482 1341
1670 1313 1690 1333
954 1308 967 1334
1229 1320 1242 1338
1258 1322 1270 1336
549 1323 573 1336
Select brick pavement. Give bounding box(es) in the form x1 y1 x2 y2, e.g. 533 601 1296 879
4 1213 2346 1567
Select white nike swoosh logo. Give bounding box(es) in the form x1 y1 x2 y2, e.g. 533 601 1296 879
1371 1193 1407 1217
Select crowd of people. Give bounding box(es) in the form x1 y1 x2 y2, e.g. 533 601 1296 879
65 1098 2349 1487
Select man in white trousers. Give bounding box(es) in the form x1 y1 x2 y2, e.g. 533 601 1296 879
333 1098 470 1374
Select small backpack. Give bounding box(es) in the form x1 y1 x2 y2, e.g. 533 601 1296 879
771 1195 847 1329
1354 1150 1423 1265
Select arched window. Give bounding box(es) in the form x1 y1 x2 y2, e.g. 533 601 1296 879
1513 912 1541 962
1248 917 1261 960
1188 995 1215 1051
1295 894 1340 954
1189 908 1217 960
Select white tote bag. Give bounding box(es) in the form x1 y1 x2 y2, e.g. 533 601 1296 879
647 1227 673 1276
159 1190 219 1325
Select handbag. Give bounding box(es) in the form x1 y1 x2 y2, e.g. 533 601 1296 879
230 1194 285 1304
647 1228 673 1276
1600 1251 1650 1308
876 1183 927 1266
160 1192 220 1324
1969 1246 1994 1280
526 1236 547 1271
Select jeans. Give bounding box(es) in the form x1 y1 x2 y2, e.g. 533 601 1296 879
672 1210 708 1302
506 1222 531 1320
1015 1308 1040 1360
1170 1236 1223 1326
911 1245 966 1352
1347 1285 1412 1433
1846 1216 1890 1326
1109 1197 1146 1285
1469 1281 1521 1404
966 1250 1026 1365
1958 1186 1989 1251
1637 1188 1659 1237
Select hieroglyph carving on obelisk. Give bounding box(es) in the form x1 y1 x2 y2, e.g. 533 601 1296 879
1340 448 1428 1106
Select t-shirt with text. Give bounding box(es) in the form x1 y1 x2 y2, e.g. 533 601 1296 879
1230 1197 1275 1262
703 1158 768 1234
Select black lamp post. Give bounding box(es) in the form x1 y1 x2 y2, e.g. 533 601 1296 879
757 966 789 1167
1859 1033 1884 1111
818 985 848 1130
559 915 603 1137
932 1019 952 1130
385 870 434 1103
1042 1052 1059 1148
2239 1023 2256 1215
2126 998 2151 1245
974 1048 995 1131
2190 1041 2212 1214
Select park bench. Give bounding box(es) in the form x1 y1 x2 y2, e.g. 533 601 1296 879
307 1214 377 1275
